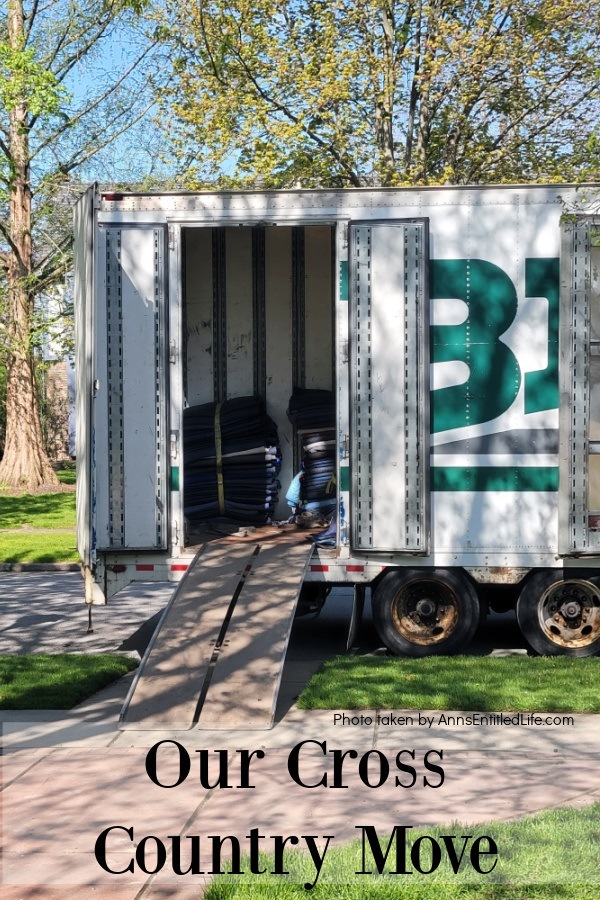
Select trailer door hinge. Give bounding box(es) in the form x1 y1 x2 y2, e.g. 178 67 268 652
171 521 179 546
170 430 180 460
169 340 179 364
168 226 175 250
341 222 349 250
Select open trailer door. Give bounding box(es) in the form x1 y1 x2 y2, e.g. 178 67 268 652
74 185 95 573
559 218 600 555
93 226 169 552
349 220 430 553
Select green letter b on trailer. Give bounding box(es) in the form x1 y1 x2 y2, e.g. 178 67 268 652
430 259 521 433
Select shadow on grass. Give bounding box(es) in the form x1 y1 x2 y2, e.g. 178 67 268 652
297 655 600 714
3 553 72 563
0 654 138 709
0 493 76 529
0 533 79 564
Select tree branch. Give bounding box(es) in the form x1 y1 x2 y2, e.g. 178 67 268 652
24 0 41 41
466 81 600 183
34 99 156 179
31 43 155 157
484 63 599 161
31 231 71 276
229 39 362 185
0 132 12 162
196 0 362 184
0 219 24 265
37 5 123 92
30 262 71 297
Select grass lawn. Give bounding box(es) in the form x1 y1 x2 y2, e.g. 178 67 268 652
0 491 76 529
0 489 77 563
204 803 600 897
57 468 76 485
297 655 600 714
0 654 138 709
0 531 79 563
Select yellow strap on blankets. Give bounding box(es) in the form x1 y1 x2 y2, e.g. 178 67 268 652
214 402 225 515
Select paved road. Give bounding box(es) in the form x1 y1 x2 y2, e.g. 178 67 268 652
0 572 171 655
0 571 528 658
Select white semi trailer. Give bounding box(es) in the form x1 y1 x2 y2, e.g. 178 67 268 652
74 183 600 669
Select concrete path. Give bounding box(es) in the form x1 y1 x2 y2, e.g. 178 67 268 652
1 572 599 898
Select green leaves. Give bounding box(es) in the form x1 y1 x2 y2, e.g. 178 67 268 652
154 0 600 187
0 41 65 116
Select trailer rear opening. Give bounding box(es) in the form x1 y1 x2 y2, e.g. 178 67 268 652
182 223 335 524
74 185 600 667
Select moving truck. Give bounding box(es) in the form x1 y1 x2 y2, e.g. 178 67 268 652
74 183 600 660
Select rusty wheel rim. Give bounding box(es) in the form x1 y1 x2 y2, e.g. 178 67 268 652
538 580 600 649
391 580 460 646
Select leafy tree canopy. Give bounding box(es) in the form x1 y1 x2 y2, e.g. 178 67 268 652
155 0 600 188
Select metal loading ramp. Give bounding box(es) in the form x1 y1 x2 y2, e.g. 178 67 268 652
119 531 314 730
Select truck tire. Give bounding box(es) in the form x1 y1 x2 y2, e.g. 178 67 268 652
516 571 600 656
372 569 480 657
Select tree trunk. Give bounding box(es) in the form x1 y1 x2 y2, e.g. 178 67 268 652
375 1 396 185
0 0 58 490
405 2 422 175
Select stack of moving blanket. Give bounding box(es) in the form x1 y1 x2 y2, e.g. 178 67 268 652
286 388 335 429
183 397 281 525
300 432 337 515
287 388 336 515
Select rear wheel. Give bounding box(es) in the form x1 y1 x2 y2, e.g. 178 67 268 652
372 568 480 657
516 571 600 656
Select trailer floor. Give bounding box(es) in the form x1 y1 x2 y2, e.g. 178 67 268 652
120 527 315 730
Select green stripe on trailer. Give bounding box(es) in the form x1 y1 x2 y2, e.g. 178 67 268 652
339 260 348 301
339 466 350 492
431 466 559 491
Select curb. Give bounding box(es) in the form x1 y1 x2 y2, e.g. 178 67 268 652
0 563 81 573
